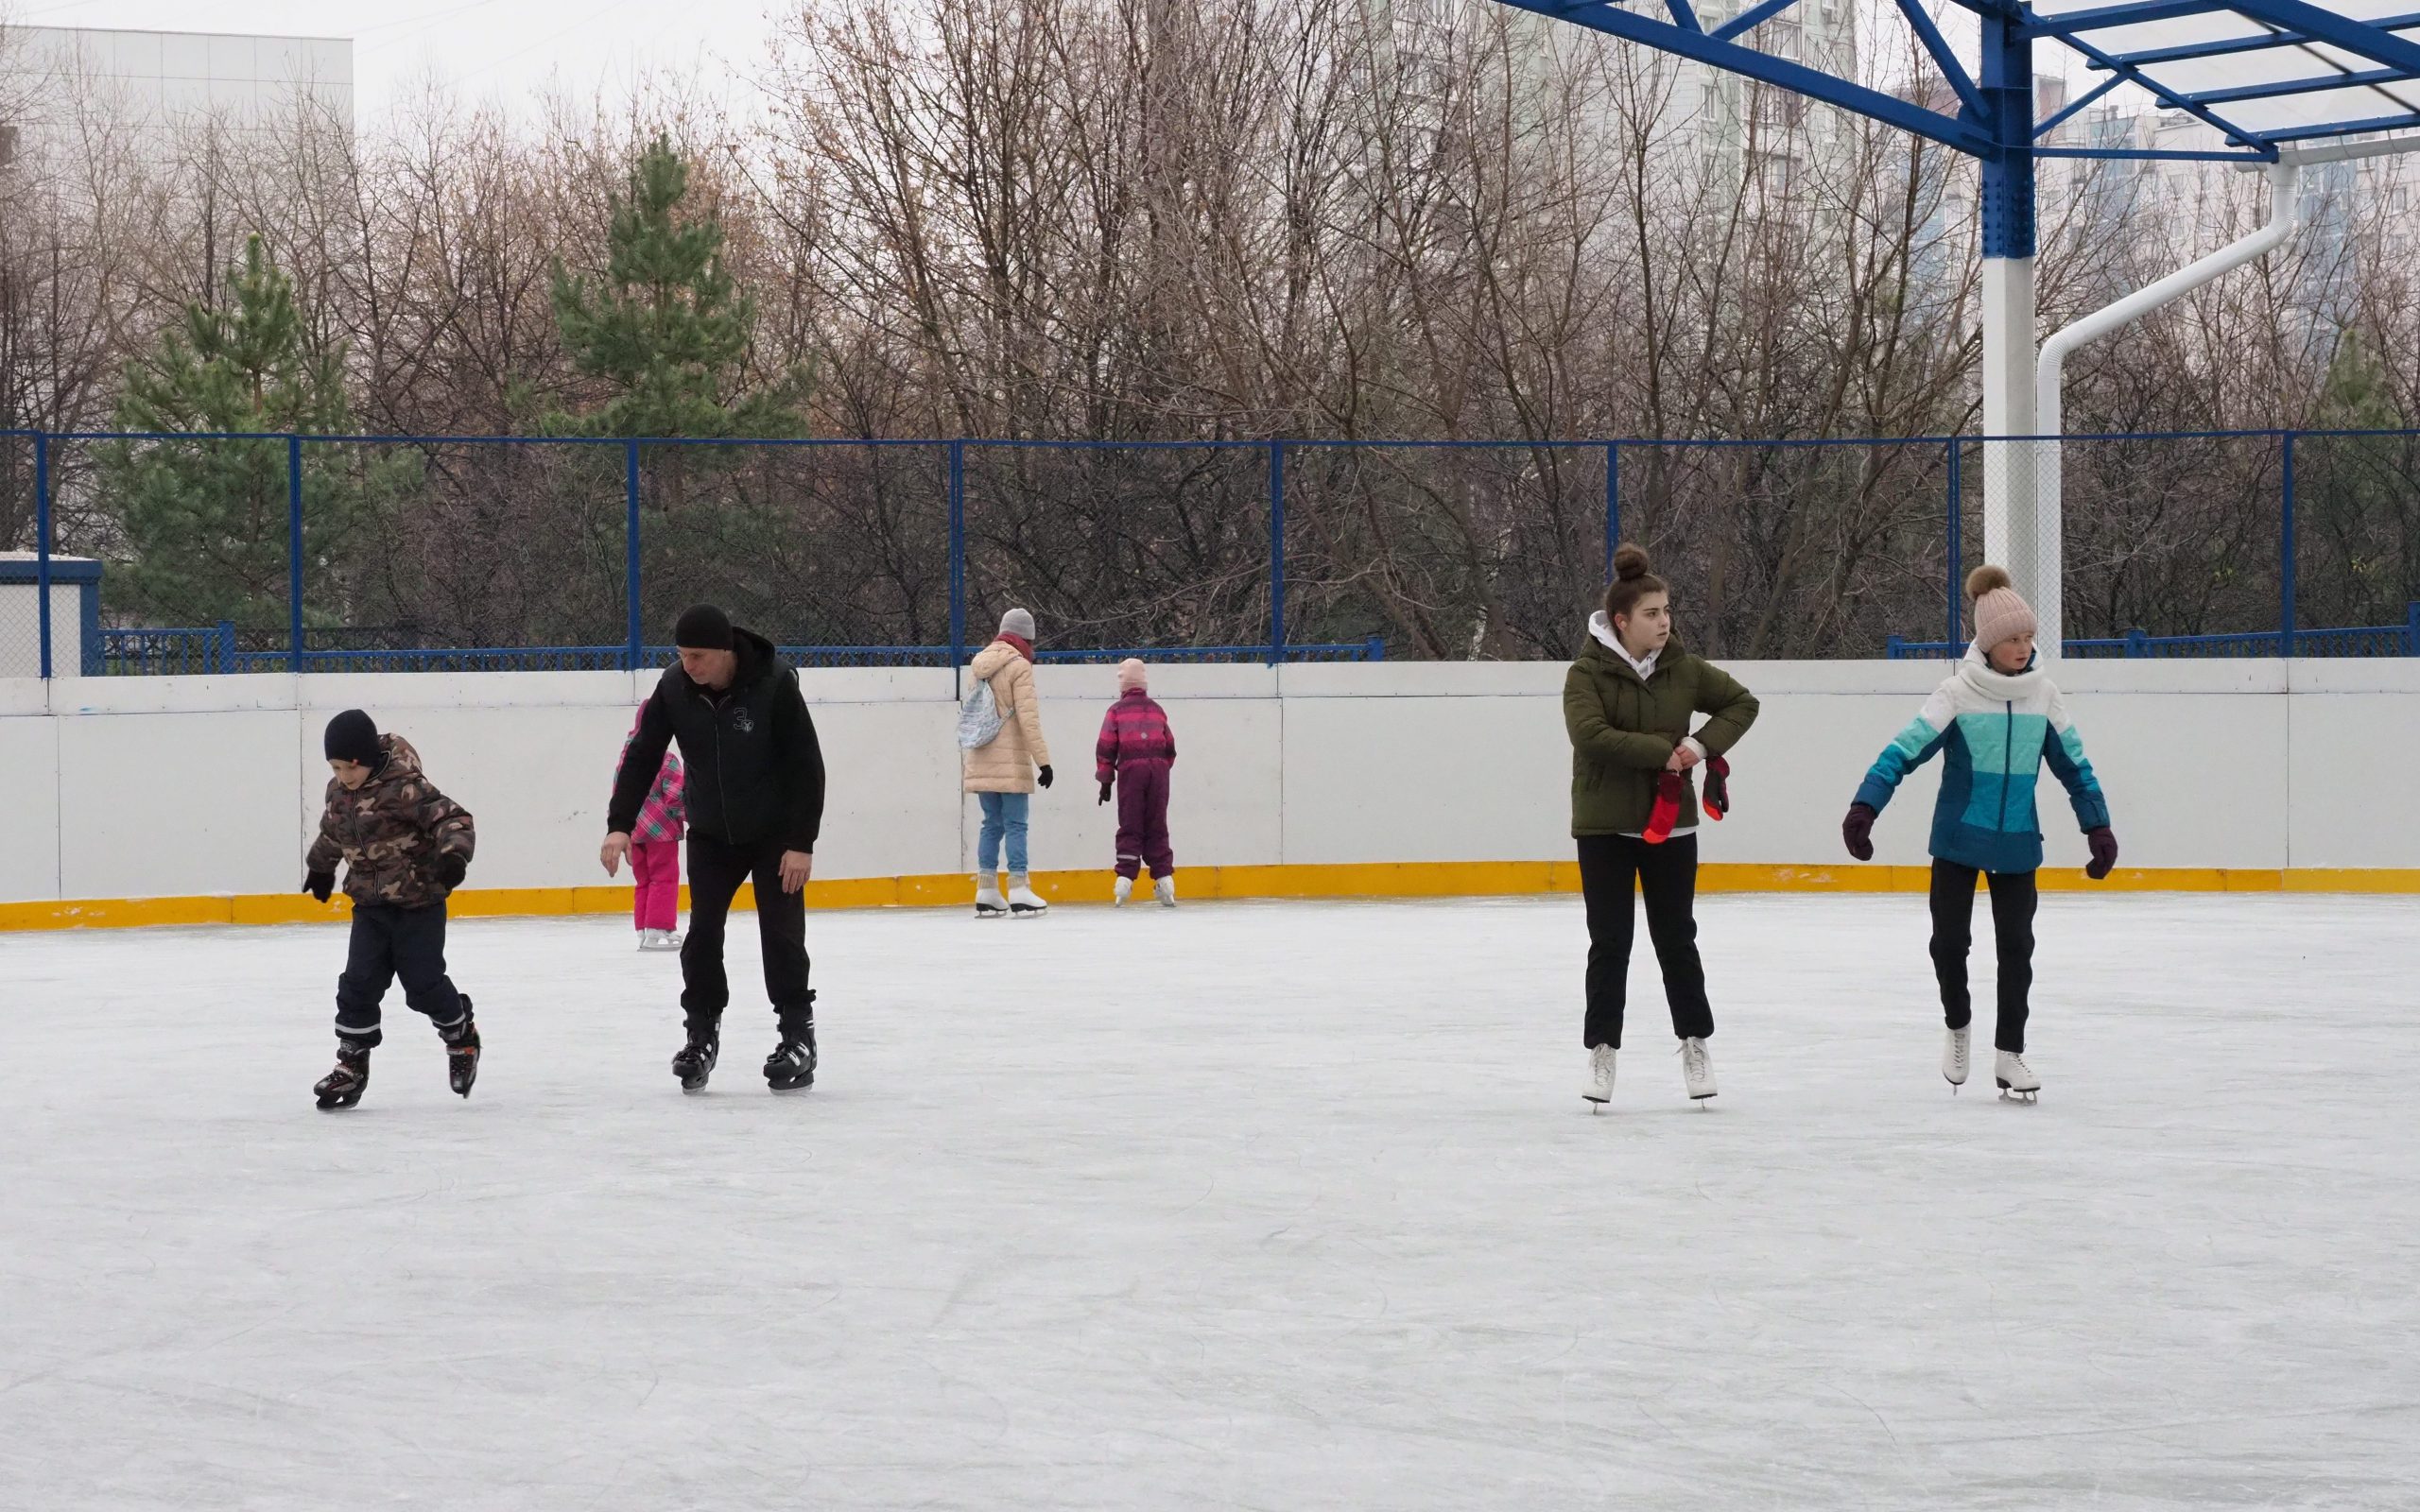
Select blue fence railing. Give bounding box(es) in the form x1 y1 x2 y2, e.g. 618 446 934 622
6 425 2417 675
1887 604 2420 660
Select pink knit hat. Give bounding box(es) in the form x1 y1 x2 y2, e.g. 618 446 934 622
1967 565 2037 652
1116 658 1149 692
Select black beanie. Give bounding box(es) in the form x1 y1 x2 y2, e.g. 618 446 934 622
675 604 735 651
324 710 383 769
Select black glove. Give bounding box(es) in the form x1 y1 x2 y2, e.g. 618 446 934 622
303 869 336 904
1841 803 1877 862
436 853 468 890
2086 826 2118 881
1037 765 1054 789
1098 779 1113 805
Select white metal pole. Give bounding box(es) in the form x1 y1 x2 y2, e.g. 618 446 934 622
2034 161 2304 656
1981 254 2039 635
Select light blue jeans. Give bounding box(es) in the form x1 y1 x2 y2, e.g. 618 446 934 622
977 791 1030 877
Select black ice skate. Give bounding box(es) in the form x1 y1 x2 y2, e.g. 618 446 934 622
672 1034 719 1093
441 1000 480 1098
764 1028 817 1092
314 1046 371 1110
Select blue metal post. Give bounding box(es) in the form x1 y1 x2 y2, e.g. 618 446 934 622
1945 438 1962 645
1978 14 2037 264
948 441 966 696
2279 432 2297 658
287 435 305 676
2407 600 2420 657
625 440 643 670
1268 439 1286 666
34 432 52 679
1604 441 1621 576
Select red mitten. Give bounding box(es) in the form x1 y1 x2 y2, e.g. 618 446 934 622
1701 754 1731 820
1642 770 1685 845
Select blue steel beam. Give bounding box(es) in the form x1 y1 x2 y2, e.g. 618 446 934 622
1896 0 1995 123
2034 70 2128 136
2080 9 2420 68
1666 0 1706 31
1711 0 1806 43
2256 108 2420 140
2020 0 2238 35
1503 0 1995 153
2035 143 2269 158
2226 0 2420 77
2189 66 2409 105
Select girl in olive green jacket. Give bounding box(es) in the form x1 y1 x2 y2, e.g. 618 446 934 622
1562 544 1759 1109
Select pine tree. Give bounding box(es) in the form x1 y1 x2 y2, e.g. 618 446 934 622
547 136 804 446
102 235 388 628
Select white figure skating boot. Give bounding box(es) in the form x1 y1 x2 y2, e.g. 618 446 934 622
974 874 1008 919
1113 876 1133 906
1995 1049 2040 1103
1583 1044 1616 1108
638 928 683 953
1943 1025 1971 1090
1006 876 1048 917
1680 1038 1718 1104
1153 875 1177 908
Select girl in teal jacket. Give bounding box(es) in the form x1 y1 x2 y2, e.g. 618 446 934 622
1841 566 2119 1102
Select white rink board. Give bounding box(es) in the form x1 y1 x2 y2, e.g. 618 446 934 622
5 659 2420 904
5 893 2417 1510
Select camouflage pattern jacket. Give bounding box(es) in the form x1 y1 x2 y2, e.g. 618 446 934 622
305 734 476 909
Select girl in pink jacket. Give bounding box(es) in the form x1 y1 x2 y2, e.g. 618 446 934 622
615 703 687 950
1096 659 1178 906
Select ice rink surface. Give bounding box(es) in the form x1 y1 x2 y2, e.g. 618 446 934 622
4 891 2417 1510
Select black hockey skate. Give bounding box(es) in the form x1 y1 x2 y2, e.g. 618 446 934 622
441 1000 480 1098
314 1046 371 1110
764 1027 817 1092
672 1034 718 1093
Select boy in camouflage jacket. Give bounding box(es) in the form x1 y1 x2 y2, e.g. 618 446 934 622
302 710 480 1108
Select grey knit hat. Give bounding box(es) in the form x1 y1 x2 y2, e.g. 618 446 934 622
998 607 1036 641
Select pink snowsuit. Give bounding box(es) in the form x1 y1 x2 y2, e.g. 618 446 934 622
1096 688 1176 880
616 711 686 932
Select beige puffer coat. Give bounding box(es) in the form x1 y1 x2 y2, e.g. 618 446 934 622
961 640 1052 793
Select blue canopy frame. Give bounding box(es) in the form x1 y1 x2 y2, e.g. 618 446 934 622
1492 0 2420 255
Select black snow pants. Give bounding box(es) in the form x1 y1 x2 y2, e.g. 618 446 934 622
681 833 815 1041
1928 859 2038 1054
335 903 466 1049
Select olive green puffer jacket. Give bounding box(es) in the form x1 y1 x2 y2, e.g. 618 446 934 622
1563 620 1759 837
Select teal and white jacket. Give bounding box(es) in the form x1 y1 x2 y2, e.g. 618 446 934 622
1855 644 2110 874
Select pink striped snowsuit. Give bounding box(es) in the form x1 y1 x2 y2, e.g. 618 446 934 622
617 716 686 931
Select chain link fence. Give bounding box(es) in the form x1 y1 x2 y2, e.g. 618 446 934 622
4 428 2415 676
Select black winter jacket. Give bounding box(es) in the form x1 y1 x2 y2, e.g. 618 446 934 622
608 628 826 851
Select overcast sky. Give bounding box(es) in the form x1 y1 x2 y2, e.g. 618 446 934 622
5 0 787 119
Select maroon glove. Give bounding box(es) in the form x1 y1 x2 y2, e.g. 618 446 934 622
1702 754 1731 820
2086 826 2118 881
1841 803 1876 862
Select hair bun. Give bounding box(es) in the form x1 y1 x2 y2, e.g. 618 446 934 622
1612 543 1652 582
1965 564 2012 600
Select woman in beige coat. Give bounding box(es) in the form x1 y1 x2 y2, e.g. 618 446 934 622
963 607 1055 916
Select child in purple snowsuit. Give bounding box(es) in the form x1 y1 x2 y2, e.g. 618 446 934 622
1096 659 1178 906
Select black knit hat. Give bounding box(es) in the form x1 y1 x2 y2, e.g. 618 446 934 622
674 604 735 651
323 709 383 769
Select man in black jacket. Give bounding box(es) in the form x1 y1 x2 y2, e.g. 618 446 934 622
605 604 826 1093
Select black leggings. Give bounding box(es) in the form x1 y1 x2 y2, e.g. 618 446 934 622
1928 860 2037 1053
1579 832 1713 1049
